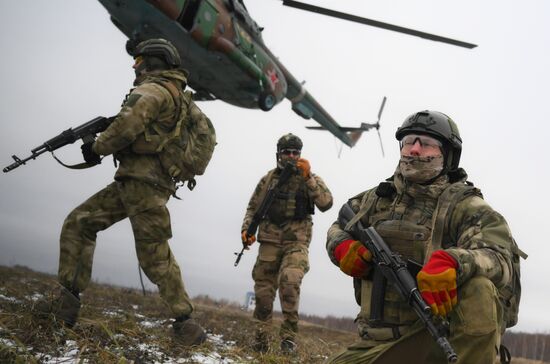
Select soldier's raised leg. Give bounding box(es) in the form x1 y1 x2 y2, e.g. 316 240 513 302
36 182 127 326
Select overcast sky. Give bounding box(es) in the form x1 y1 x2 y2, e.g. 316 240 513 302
1 0 549 333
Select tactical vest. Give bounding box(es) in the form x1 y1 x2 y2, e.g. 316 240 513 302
352 178 524 331
264 170 314 225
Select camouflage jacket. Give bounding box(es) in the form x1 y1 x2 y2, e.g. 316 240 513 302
326 169 515 325
242 168 333 245
93 69 189 192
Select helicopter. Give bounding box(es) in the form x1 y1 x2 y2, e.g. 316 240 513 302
98 0 476 147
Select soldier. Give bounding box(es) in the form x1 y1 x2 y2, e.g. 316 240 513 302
241 133 333 353
35 38 210 346
326 111 523 363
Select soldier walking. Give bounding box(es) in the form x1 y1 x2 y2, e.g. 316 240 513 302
326 111 524 363
241 133 333 353
36 38 214 347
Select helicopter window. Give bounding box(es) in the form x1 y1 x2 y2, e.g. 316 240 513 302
178 0 200 31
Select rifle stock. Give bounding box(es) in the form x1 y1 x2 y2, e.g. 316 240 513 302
340 203 458 363
3 116 113 173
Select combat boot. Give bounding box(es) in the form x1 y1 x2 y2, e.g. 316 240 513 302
33 286 81 328
253 329 269 353
281 338 297 354
173 316 207 347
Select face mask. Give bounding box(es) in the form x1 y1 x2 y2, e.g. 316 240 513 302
399 155 444 183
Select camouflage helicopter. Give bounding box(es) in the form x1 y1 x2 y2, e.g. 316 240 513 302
98 0 476 147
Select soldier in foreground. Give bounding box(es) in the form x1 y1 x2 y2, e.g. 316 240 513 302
241 134 333 353
326 111 524 363
36 38 216 347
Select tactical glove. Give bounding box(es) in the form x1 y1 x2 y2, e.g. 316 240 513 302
81 142 101 165
241 230 256 249
417 250 458 317
296 158 311 179
333 239 372 278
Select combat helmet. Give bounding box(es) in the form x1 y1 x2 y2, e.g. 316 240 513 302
127 38 181 68
395 110 462 171
277 133 303 152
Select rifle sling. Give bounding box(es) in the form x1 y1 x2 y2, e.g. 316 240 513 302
51 151 99 170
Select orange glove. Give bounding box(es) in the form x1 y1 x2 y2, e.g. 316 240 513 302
333 239 372 278
296 158 311 179
241 231 256 249
416 250 459 317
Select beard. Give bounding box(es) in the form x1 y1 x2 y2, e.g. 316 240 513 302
399 155 444 183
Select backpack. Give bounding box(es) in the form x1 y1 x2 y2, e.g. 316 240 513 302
154 80 217 190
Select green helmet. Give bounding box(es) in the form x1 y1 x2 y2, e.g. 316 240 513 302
127 38 181 68
277 133 303 152
395 110 462 170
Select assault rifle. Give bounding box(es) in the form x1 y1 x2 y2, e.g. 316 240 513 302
234 162 296 266
339 203 458 363
3 116 114 173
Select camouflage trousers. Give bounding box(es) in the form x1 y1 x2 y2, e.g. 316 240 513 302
58 179 193 317
252 241 310 340
326 276 504 364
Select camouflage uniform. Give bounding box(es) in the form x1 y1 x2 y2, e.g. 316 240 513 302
58 69 197 318
242 168 333 340
325 169 516 363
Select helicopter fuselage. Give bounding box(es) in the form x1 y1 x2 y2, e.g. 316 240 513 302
99 0 287 110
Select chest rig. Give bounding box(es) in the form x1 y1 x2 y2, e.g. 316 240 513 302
265 170 314 225
353 179 481 330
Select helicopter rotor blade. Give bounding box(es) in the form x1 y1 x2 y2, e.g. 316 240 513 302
281 0 477 49
377 129 385 157
377 96 387 122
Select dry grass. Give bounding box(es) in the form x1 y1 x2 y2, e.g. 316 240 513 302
0 265 355 363
0 265 545 363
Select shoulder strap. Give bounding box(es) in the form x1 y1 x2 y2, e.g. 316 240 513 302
344 189 378 231
427 182 482 262
147 80 189 152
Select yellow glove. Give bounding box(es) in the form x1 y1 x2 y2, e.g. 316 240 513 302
416 250 459 317
296 158 311 179
241 231 256 250
333 239 372 278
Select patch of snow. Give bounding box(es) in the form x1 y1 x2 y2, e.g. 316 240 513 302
0 294 21 303
27 293 44 301
0 338 16 347
139 319 162 328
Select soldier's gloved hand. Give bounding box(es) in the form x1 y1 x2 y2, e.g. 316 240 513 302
417 250 459 317
296 158 311 179
333 239 372 278
81 142 101 165
241 231 256 250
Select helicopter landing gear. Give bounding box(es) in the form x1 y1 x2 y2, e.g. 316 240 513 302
259 92 275 111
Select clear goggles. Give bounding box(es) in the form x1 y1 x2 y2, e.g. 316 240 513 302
399 134 442 150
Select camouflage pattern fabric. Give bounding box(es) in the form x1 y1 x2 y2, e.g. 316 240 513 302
252 242 309 339
58 69 198 318
93 69 190 192
243 169 333 339
326 167 515 363
326 276 503 363
58 180 193 317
